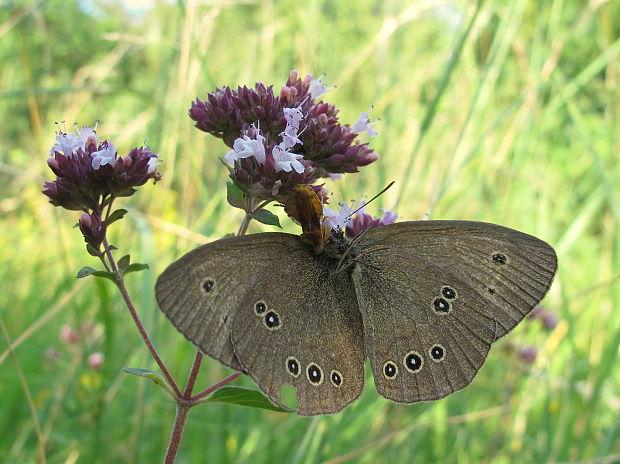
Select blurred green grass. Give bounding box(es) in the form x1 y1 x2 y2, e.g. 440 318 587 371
1 0 619 462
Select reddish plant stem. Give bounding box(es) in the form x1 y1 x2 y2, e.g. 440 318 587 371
183 351 203 397
162 351 204 463
191 372 242 402
163 403 190 464
103 205 254 462
102 238 182 398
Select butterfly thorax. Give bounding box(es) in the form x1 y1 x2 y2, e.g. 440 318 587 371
320 230 357 271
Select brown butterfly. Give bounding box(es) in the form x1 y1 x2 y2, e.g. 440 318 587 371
156 201 557 415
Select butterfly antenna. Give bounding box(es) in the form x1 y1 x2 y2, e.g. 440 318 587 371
343 181 395 221
335 226 374 273
335 256 381 275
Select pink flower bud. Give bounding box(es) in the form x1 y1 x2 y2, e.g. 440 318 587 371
541 312 559 330
87 352 104 370
80 213 92 228
518 346 538 364
60 324 79 344
281 86 292 100
47 158 60 170
289 70 299 82
364 152 379 163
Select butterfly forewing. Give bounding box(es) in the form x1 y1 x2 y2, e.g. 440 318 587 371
353 220 557 403
155 233 318 370
230 242 365 415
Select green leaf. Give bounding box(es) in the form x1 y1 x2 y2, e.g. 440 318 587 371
122 367 175 399
76 266 98 278
250 209 282 228
124 263 149 275
106 208 128 225
86 244 100 257
201 386 292 413
117 254 130 272
226 182 245 209
76 267 117 283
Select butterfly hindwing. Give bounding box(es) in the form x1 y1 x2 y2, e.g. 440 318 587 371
352 220 557 402
352 257 497 402
230 243 365 415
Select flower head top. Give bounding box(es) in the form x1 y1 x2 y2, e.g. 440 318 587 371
43 123 161 255
43 124 161 212
189 70 380 203
49 123 99 158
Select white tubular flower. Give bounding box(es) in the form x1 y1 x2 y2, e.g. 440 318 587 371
352 109 379 137
272 145 305 173
91 142 117 169
224 133 267 166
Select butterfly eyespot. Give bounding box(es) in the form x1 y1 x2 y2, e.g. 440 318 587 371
330 370 343 387
306 363 323 385
433 297 451 314
201 278 215 294
492 253 508 265
429 344 446 362
488 288 496 295
254 301 267 315
383 361 398 379
404 351 423 373
264 311 280 329
441 286 457 300
286 356 300 377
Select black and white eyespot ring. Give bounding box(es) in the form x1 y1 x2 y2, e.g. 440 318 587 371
330 370 343 387
441 286 458 300
263 310 281 330
433 297 451 314
286 356 300 378
382 361 398 379
429 344 446 362
403 351 424 373
306 363 323 385
254 300 267 315
492 252 508 265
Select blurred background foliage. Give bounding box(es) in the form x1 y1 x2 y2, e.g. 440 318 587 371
1 0 619 462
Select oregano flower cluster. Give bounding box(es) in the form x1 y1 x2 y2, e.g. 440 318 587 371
189 70 394 236
43 124 161 255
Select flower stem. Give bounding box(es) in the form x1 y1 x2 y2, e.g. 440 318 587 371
106 193 261 462
164 403 191 464
102 237 182 398
191 372 241 402
184 351 203 396
160 351 205 463
252 199 273 214
237 213 252 236
238 198 272 236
